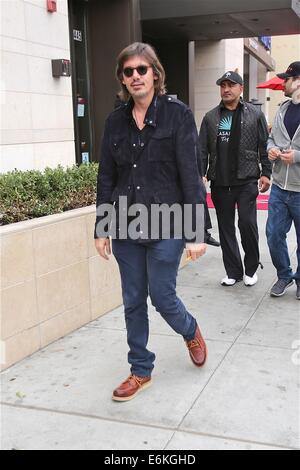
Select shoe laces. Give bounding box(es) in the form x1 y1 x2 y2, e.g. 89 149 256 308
123 374 144 388
186 338 201 350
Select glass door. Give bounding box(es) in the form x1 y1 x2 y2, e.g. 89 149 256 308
68 0 93 164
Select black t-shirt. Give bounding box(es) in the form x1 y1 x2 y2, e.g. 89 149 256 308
216 108 234 186
215 107 257 187
284 102 300 141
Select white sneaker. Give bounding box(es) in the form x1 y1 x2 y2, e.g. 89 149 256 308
221 276 240 286
244 273 258 286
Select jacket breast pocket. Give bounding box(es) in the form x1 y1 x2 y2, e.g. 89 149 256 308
148 129 174 162
110 134 132 165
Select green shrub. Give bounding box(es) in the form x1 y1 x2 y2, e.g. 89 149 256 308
0 163 98 225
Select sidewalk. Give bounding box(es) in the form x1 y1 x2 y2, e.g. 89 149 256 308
1 210 299 450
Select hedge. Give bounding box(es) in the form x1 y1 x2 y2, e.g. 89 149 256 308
0 163 98 225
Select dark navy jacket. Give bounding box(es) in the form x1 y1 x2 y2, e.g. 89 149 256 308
94 94 206 242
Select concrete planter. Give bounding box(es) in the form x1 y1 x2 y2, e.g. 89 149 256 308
1 206 189 371
0 206 122 371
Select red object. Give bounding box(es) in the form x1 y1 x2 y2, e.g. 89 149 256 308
256 76 284 91
256 195 270 211
206 193 269 211
47 0 57 13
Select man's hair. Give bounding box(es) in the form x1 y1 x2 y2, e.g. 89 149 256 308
116 42 167 102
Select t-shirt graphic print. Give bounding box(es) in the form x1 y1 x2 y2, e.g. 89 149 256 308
218 114 233 143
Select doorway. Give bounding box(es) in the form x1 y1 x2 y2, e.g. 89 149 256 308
68 0 93 164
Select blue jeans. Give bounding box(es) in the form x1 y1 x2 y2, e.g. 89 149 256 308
266 184 300 282
112 239 197 377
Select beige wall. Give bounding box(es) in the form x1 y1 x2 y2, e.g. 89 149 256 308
0 206 123 371
256 61 269 120
0 0 75 173
194 38 244 128
268 34 300 123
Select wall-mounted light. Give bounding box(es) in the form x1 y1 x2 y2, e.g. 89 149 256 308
52 59 71 77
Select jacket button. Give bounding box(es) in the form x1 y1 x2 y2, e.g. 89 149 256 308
137 186 141 190
133 164 137 168
128 186 131 190
140 142 144 147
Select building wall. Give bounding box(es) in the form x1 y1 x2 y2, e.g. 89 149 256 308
194 38 244 128
257 60 269 120
0 0 75 173
89 0 142 163
268 34 300 123
143 37 189 104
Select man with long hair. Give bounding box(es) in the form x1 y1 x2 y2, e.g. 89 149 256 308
94 43 207 401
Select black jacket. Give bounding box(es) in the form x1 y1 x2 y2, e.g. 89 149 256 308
94 94 206 241
199 100 271 182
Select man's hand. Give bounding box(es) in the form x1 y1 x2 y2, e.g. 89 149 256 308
259 176 270 193
186 243 207 261
280 149 295 165
268 147 281 161
202 176 208 184
95 237 111 260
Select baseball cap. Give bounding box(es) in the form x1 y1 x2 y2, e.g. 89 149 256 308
216 71 244 86
277 61 300 79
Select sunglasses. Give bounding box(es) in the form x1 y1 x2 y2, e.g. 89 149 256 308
123 65 152 78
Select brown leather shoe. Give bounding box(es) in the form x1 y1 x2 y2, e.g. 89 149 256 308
112 374 152 402
185 325 207 367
